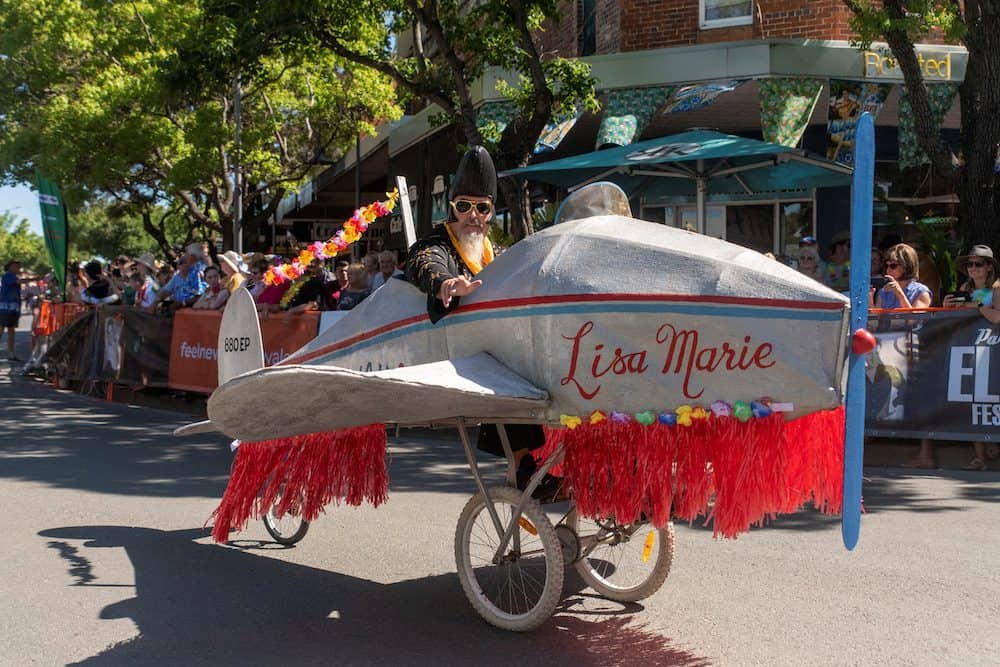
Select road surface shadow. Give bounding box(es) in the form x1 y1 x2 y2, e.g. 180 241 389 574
39 525 711 666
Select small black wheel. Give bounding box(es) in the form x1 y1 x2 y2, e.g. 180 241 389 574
262 499 310 545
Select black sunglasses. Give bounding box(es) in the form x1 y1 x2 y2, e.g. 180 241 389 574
451 199 493 215
967 261 988 269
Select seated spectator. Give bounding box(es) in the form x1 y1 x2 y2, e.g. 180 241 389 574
337 262 370 311
79 260 122 306
153 243 209 311
370 250 403 291
280 259 327 314
191 265 229 310
872 243 932 310
945 245 1000 470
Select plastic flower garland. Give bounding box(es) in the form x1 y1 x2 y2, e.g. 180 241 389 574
558 398 793 430
264 189 400 286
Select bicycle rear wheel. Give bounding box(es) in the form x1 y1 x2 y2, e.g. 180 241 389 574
262 495 310 545
566 508 673 602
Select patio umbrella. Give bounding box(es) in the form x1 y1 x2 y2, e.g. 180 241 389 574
500 129 853 233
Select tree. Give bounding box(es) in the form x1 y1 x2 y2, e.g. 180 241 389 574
0 212 48 273
0 0 400 253
194 0 599 240
845 1 1000 249
67 203 190 261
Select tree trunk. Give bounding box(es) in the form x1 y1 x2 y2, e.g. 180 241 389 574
497 176 533 240
957 13 1000 249
141 210 176 260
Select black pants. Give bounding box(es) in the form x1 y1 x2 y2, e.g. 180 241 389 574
477 424 545 458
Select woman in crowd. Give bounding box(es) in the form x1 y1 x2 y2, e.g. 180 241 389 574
217 251 247 297
246 259 269 300
795 245 824 283
191 265 229 310
944 245 1000 470
337 262 371 311
871 243 932 310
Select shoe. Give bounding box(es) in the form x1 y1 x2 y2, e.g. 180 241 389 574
531 474 567 503
901 457 936 470
962 458 987 471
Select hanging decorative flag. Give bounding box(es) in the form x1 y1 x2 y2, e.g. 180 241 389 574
35 171 69 300
758 78 824 148
476 101 518 143
897 84 959 169
534 108 582 154
662 80 745 115
595 86 675 149
825 80 893 165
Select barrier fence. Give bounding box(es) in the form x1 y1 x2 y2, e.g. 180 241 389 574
29 301 999 442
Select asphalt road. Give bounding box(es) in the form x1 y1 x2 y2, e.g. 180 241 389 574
2 323 999 666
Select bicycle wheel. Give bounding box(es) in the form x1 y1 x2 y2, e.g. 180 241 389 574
263 497 310 545
566 507 674 602
454 485 564 632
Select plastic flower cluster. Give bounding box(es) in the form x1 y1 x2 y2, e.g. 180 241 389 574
264 189 400 286
559 398 782 430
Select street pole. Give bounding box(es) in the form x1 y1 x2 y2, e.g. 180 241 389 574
233 74 243 253
353 133 361 261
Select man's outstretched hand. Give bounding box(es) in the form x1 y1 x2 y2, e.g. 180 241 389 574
439 276 483 308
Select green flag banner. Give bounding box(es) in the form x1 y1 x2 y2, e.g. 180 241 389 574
35 171 69 299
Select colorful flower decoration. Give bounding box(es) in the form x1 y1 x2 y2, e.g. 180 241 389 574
676 405 693 427
658 412 677 426
733 401 752 422
560 414 582 429
691 406 710 421
751 400 773 419
710 401 732 418
610 411 631 424
264 190 400 286
589 410 607 424
634 410 656 426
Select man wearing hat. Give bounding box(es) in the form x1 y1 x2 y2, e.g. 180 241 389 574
1 259 22 361
133 252 160 309
153 242 210 311
406 145 497 323
405 146 558 498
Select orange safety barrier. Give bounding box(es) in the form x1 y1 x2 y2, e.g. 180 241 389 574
167 309 319 393
32 300 90 337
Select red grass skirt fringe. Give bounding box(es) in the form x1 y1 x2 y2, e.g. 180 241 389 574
546 406 844 538
210 424 389 543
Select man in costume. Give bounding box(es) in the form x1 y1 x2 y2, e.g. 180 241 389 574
406 146 557 496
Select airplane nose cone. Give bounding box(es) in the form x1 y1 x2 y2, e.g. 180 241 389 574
851 328 877 355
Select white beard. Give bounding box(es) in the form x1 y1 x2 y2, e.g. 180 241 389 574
456 229 485 262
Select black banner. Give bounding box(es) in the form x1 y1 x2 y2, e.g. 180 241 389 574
865 309 1000 442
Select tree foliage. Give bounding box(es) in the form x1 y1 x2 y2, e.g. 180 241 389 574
845 0 1000 249
0 0 400 253
0 212 48 273
192 0 600 239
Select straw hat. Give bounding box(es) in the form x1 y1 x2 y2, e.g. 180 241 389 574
218 250 247 275
135 253 157 272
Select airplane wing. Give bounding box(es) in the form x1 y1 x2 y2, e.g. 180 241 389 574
206 352 550 442
172 420 218 437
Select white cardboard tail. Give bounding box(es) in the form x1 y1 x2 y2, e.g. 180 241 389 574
217 287 264 385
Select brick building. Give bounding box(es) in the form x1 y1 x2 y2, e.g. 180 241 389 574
276 1 964 262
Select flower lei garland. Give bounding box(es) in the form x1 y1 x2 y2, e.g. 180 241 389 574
264 189 400 286
558 398 791 429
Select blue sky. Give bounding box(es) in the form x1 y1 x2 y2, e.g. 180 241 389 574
0 183 44 235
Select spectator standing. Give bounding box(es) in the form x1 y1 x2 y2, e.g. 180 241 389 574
79 260 122 306
944 245 1000 470
369 250 403 291
154 243 209 311
191 265 229 310
873 243 932 310
217 251 248 295
280 259 327 314
247 259 269 300
133 253 159 309
325 260 350 308
1 259 22 361
363 253 379 286
337 263 371 311
795 245 824 283
824 231 851 292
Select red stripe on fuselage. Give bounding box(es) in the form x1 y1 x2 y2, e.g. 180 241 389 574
282 292 844 366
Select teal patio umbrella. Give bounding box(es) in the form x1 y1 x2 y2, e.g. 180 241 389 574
501 129 854 233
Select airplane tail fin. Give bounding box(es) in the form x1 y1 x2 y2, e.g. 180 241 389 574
217 286 265 386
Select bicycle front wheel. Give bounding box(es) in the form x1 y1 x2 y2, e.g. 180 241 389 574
454 486 564 632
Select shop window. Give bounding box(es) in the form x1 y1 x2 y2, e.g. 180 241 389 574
781 201 814 259
700 0 753 29
579 0 596 56
726 204 773 255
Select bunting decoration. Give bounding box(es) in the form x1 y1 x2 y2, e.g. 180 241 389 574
898 84 959 169
595 86 675 149
759 78 824 148
826 80 892 165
